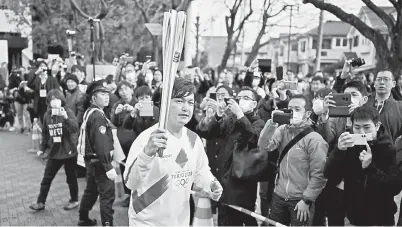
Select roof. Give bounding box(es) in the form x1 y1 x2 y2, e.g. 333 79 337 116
306 20 351 37
361 6 395 33
343 52 358 60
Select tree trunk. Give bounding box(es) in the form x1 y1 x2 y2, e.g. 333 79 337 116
99 22 104 63
220 38 233 71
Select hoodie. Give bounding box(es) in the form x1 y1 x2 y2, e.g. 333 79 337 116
40 107 79 159
324 125 402 226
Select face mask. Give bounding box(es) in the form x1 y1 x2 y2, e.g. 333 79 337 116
239 99 253 113
145 73 153 82
271 88 279 99
50 99 61 108
291 112 305 125
313 99 325 115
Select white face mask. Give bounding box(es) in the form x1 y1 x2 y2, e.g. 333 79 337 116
252 78 260 87
291 111 305 125
313 99 325 115
50 99 61 108
239 99 253 113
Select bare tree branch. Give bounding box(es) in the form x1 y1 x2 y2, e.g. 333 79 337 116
303 0 389 53
133 0 150 23
70 0 91 19
389 0 399 10
361 0 394 31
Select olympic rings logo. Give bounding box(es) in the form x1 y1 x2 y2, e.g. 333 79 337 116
175 178 189 188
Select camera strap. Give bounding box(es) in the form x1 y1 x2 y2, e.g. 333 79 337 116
276 127 314 177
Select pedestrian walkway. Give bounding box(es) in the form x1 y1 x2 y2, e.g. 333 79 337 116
0 131 129 226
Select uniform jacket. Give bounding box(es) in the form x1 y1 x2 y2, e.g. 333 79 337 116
40 107 79 159
324 125 402 226
84 105 114 172
259 120 328 202
123 124 215 226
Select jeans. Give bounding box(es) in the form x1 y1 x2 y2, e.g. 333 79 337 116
260 181 275 218
14 102 31 129
218 203 258 226
269 193 315 226
37 157 79 203
79 161 115 224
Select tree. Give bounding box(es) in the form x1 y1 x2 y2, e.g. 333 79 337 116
244 0 286 66
303 0 401 75
220 0 253 70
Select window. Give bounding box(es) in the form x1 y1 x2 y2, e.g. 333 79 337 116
322 39 332 49
336 38 341 47
343 38 348 47
312 39 317 49
280 46 284 56
301 41 306 52
291 43 298 51
354 36 359 47
321 51 327 56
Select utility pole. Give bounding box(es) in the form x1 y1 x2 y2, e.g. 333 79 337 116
195 15 200 66
315 9 324 72
240 0 246 66
287 5 298 71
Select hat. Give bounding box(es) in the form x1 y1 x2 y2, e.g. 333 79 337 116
65 73 79 84
86 79 109 95
71 65 85 73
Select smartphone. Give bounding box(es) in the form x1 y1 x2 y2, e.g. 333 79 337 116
51 108 61 116
210 93 217 101
329 94 352 117
276 66 284 81
139 101 154 117
272 109 293 125
224 97 231 105
282 81 298 90
351 134 368 145
258 59 272 73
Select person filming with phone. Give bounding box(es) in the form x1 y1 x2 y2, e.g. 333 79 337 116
258 94 328 226
324 105 402 226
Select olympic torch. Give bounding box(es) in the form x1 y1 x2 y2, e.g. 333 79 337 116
157 10 187 157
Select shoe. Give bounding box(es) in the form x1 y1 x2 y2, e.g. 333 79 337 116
121 197 130 207
78 219 97 226
8 126 15 132
29 202 45 211
20 128 25 134
102 221 113 226
64 201 79 210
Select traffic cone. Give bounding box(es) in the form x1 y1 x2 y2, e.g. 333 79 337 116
28 118 41 153
192 196 214 226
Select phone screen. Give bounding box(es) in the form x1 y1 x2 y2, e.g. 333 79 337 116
210 93 217 101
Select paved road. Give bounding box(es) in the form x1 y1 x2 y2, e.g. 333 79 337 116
0 131 129 226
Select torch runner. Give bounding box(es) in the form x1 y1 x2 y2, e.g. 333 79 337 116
158 10 187 157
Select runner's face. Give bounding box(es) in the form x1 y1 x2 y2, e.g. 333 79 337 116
168 94 195 126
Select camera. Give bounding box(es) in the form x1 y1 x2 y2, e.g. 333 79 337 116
348 58 365 67
273 109 293 125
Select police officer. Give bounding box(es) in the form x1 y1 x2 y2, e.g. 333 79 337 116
78 79 117 226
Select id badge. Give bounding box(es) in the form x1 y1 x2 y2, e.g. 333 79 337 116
40 89 47 97
53 136 62 143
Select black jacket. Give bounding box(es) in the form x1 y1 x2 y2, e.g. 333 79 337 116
41 108 79 159
196 111 265 209
324 125 402 226
84 105 114 172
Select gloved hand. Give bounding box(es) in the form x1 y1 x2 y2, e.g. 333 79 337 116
37 151 44 157
210 180 223 201
106 168 118 180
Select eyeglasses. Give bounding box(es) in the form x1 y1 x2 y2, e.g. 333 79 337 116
237 96 254 101
375 77 393 83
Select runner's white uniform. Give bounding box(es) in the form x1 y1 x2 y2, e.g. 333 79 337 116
123 124 215 226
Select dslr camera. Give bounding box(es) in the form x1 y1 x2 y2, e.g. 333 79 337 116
348 58 365 67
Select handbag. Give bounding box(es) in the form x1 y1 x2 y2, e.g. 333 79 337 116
232 127 314 182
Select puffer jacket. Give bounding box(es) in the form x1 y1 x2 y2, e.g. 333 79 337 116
258 120 328 202
325 125 402 226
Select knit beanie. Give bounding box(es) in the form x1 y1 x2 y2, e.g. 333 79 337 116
65 73 79 85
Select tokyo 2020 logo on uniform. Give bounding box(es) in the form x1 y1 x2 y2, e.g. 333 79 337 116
171 171 193 189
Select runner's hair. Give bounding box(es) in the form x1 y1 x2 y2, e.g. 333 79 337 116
171 77 196 99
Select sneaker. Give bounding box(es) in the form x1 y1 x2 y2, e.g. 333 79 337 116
20 128 25 134
121 197 130 207
78 219 97 226
9 126 15 132
29 202 45 211
64 201 79 210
